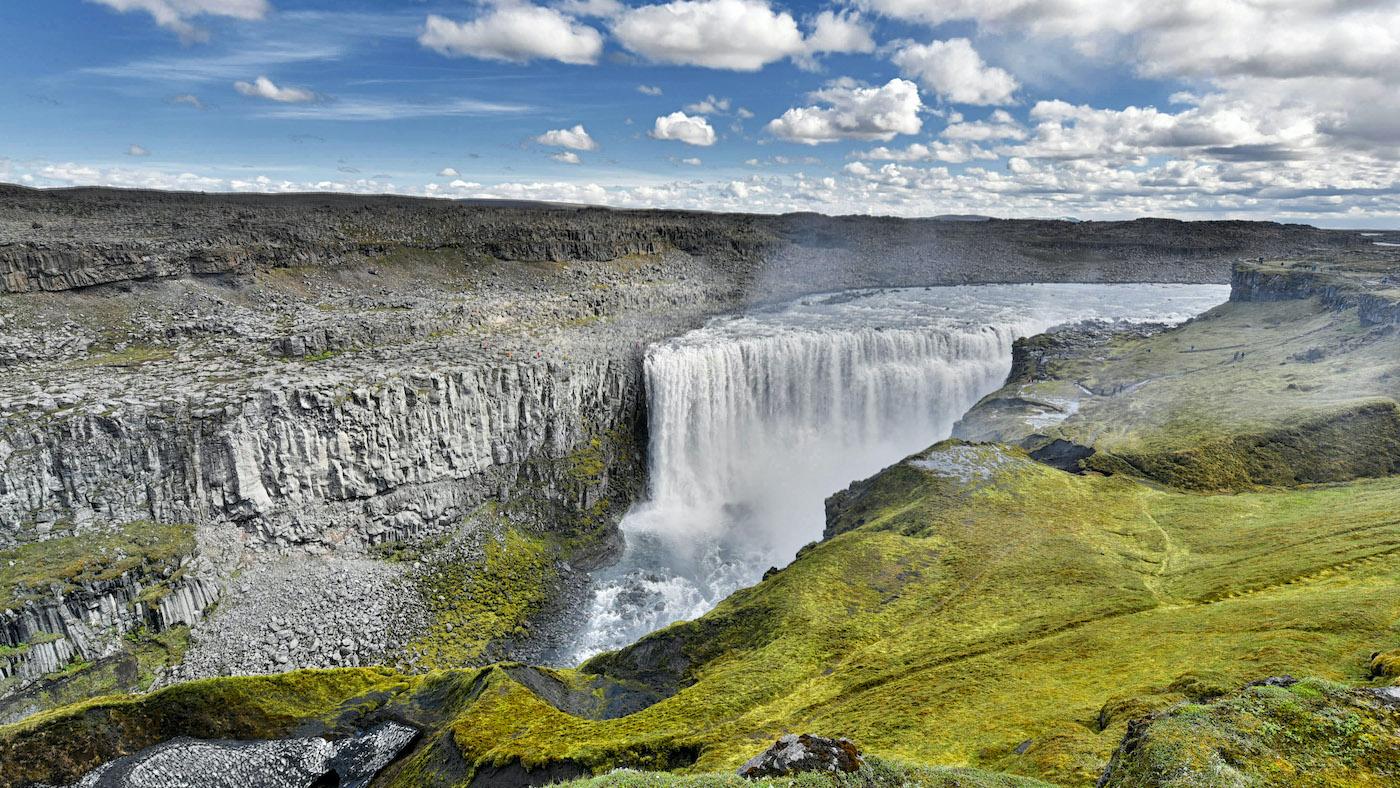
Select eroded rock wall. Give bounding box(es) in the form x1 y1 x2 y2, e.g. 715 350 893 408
1 356 644 550
1 563 217 695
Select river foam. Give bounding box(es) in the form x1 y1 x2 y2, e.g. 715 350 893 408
562 283 1228 662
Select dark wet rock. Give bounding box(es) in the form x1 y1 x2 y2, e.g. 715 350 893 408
737 734 862 778
62 721 418 788
467 758 588 788
1028 438 1096 473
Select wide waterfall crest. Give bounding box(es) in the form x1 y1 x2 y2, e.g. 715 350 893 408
563 284 1229 662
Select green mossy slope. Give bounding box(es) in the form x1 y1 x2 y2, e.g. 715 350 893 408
1099 678 1400 787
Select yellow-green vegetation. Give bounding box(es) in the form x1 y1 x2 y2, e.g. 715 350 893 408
1 521 195 610
410 524 557 669
1099 678 1400 787
555 757 1053 787
1370 650 1400 678
12 443 1396 786
65 345 173 369
569 436 610 480
429 447 1400 786
0 667 413 785
0 627 191 723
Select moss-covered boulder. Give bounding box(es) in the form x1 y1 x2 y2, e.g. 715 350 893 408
1099 678 1400 787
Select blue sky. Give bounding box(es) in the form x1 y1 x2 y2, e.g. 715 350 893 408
3 0 1398 226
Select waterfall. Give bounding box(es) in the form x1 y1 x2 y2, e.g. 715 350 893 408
560 284 1229 662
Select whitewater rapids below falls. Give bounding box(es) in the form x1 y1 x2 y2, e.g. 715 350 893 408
553 283 1229 664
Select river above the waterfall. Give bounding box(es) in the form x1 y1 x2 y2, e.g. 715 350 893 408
552 283 1230 664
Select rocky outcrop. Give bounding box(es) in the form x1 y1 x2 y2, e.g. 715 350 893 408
1 358 644 550
737 734 863 778
951 320 1170 446
1 559 217 698
62 720 418 788
1097 678 1400 787
1231 259 1400 325
0 185 1370 296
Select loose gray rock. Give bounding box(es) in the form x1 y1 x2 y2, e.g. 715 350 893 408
63 721 418 788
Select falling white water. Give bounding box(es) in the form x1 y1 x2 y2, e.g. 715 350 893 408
562 283 1228 662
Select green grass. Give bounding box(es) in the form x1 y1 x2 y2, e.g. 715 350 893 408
0 667 411 785
5 470 1395 787
1 521 195 610
0 627 192 724
64 345 173 369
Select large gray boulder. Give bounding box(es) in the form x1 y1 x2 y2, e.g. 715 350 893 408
737 734 862 779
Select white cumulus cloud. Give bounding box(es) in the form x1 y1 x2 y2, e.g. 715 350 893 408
419 6 603 65
651 111 717 146
766 78 924 145
614 0 804 71
233 75 315 103
126 144 150 157
804 10 876 56
438 167 459 177
536 124 598 150
551 151 583 164
892 38 1019 106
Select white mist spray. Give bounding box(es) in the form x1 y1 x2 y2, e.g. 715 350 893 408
564 284 1228 662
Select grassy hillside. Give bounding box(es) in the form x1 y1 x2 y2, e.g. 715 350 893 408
3 262 1399 787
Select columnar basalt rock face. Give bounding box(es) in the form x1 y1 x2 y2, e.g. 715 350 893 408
1230 257 1400 325
1 562 218 696
0 358 643 550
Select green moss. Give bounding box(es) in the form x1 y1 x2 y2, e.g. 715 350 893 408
9 459 1400 786
0 667 408 786
65 346 173 369
439 451 1400 786
1368 650 1400 679
410 526 557 669
568 437 609 481
556 756 1053 787
6 626 192 721
0 521 195 610
1100 678 1400 787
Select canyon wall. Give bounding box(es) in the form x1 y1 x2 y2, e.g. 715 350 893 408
0 184 1381 710
1 357 645 549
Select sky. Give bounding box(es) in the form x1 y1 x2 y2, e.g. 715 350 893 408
2 0 1399 226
